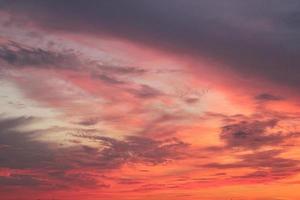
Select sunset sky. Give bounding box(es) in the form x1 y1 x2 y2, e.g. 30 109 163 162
0 1 300 200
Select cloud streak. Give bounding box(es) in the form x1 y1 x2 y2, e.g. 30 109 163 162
0 40 79 69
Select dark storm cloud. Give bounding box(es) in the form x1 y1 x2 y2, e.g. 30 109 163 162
1 0 300 89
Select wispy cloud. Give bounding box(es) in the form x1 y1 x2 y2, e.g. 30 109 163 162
0 40 79 69
75 134 189 168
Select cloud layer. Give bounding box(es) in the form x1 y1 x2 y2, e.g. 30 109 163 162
0 1 300 200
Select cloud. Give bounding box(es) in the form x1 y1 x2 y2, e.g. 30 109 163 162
0 115 112 189
1 0 300 90
46 171 106 190
0 174 42 187
204 150 300 181
97 65 147 75
202 112 300 152
0 125 187 176
0 116 58 170
126 84 163 99
75 134 189 168
91 73 125 85
0 39 147 80
0 40 79 69
0 171 102 190
220 119 290 149
201 113 300 182
76 117 99 126
117 178 144 185
255 93 284 101
0 115 36 131
0 116 66 188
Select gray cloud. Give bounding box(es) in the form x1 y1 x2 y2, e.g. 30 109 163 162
75 134 189 168
0 115 188 174
0 116 116 190
97 65 147 75
1 0 300 90
0 116 58 170
0 40 148 82
91 73 125 85
204 150 300 180
126 84 163 99
76 117 99 126
255 93 284 101
0 174 42 187
0 41 79 69
220 119 291 149
201 114 300 181
46 171 106 190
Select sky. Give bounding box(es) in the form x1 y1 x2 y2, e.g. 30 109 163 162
0 1 300 200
